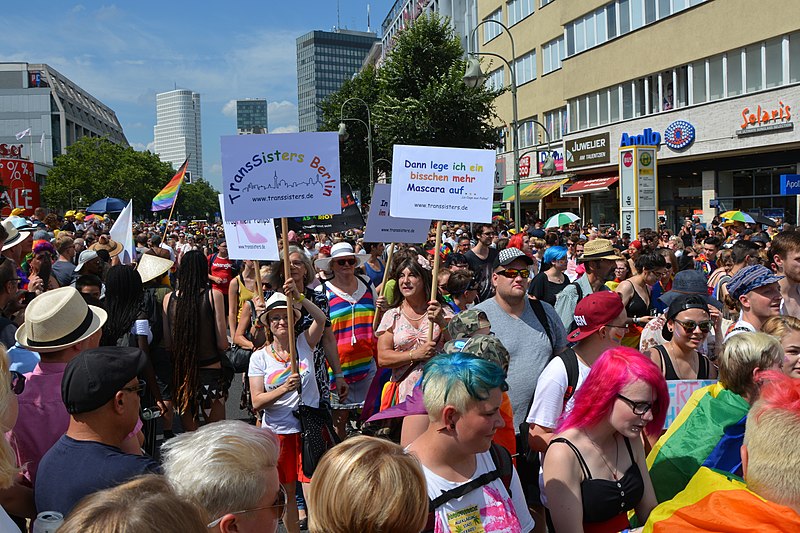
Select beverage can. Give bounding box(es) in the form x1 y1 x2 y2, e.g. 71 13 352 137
33 511 64 533
141 407 162 421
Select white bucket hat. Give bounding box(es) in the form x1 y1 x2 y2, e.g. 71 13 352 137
136 253 174 283
259 292 301 324
313 242 369 271
16 286 107 352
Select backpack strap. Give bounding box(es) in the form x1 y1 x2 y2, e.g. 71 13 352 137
572 280 584 300
554 349 579 408
528 298 554 349
426 443 514 517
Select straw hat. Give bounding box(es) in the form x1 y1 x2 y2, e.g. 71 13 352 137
90 235 122 257
16 287 107 352
259 292 301 324
313 242 369 271
136 253 174 283
578 238 623 263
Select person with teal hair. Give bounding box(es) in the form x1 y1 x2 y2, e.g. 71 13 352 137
529 245 570 306
407 352 535 532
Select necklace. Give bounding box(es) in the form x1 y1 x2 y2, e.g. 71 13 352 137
270 343 290 364
401 302 426 321
584 429 620 481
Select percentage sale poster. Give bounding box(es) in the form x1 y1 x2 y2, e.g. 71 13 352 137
221 132 341 222
0 159 39 216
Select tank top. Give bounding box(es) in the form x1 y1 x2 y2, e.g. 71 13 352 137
364 258 384 287
621 280 650 318
236 273 255 321
549 436 643 531
167 289 221 367
653 344 710 380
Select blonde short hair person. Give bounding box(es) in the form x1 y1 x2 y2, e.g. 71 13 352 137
308 436 427 533
59 476 207 533
718 332 783 402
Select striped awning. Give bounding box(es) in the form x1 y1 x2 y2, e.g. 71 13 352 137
502 178 569 202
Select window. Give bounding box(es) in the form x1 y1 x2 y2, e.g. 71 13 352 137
645 0 657 23
708 54 724 100
631 0 644 30
622 83 633 119
606 4 617 38
610 86 620 122
566 24 575 56
727 50 743 96
515 51 536 84
765 37 783 88
544 107 567 140
792 33 800 83
578 97 588 130
575 17 586 53
619 0 631 34
487 68 505 91
541 0 554 6
675 66 689 108
691 61 706 104
673 0 687 10
596 9 607 43
483 9 503 43
599 89 610 124
635 78 646 117
508 0 534 26
588 92 599 127
745 43 763 92
517 119 538 148
568 99 578 132
543 36 564 74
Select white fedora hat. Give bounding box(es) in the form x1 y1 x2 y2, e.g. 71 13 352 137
2 219 28 251
16 286 107 353
136 253 174 284
313 242 369 271
259 292 301 324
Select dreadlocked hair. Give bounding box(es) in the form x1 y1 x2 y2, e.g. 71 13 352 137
101 265 144 347
171 250 209 416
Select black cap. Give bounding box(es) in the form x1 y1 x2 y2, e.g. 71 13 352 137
62 347 147 414
666 294 709 321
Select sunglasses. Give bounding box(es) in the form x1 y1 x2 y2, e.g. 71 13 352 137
10 371 24 395
617 393 653 416
497 268 530 279
206 485 287 528
674 319 713 333
334 258 357 267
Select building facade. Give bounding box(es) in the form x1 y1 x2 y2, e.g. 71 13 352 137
154 89 203 182
236 98 268 135
0 62 127 213
478 0 800 227
296 29 378 132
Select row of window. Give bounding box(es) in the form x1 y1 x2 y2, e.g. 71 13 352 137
567 32 800 133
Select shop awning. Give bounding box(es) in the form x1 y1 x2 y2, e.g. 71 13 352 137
562 176 619 196
502 178 569 202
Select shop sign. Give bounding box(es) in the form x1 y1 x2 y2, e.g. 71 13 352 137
0 159 39 216
566 133 610 167
620 128 661 147
495 157 506 186
663 120 695 150
538 147 565 174
737 102 793 136
518 155 531 178
0 144 24 159
619 146 658 237
780 174 800 195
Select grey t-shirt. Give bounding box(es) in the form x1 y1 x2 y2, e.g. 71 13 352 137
473 297 567 431
51 260 76 287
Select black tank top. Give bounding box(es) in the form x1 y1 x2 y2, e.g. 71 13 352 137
654 344 710 380
549 436 644 524
621 280 649 318
167 289 221 367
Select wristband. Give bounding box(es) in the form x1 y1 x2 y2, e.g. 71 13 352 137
333 372 344 379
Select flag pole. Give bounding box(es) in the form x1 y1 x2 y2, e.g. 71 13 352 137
281 218 298 374
161 195 180 242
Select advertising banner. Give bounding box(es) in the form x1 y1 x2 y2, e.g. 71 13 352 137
221 132 341 221
364 183 430 243
286 182 365 234
0 159 39 217
390 145 495 223
219 194 280 261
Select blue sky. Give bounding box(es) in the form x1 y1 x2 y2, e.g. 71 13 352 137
0 1 394 189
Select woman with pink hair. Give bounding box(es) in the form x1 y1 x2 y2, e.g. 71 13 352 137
543 347 668 532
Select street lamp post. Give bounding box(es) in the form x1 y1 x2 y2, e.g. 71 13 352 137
374 158 392 183
69 188 83 210
338 97 374 194
464 20 521 231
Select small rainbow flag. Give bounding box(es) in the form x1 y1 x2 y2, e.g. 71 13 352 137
151 159 188 212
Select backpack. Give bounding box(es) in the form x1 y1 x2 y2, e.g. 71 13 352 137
565 281 584 334
423 442 513 533
143 286 168 347
549 348 580 409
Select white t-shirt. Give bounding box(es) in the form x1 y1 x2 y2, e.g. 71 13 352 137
422 451 534 533
248 334 319 434
724 319 756 342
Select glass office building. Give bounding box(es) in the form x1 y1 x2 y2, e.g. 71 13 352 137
236 98 268 135
154 89 203 181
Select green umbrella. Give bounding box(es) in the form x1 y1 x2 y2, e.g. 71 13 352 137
544 212 580 229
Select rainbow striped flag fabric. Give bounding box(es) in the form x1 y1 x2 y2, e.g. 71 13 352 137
647 382 750 503
644 467 800 531
151 159 188 212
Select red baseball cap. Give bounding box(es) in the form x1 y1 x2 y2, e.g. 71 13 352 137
567 292 625 342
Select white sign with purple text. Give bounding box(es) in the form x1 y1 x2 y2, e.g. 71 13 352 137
221 132 341 221
390 145 495 223
364 183 431 243
219 194 280 261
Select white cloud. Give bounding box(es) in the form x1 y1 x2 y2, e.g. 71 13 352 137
129 142 146 151
267 100 298 133
221 100 237 117
270 125 299 134
71 4 85 13
146 141 155 152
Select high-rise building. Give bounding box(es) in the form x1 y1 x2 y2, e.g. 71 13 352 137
296 29 378 132
479 0 800 226
236 99 268 135
154 89 203 181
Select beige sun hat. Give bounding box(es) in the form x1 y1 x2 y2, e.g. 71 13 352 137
258 292 301 325
136 253 174 283
313 242 369 271
16 286 107 353
90 235 122 257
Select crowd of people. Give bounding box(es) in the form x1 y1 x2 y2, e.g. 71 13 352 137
0 205 797 532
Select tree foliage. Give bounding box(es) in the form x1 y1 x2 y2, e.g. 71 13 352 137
319 13 503 198
42 136 218 218
175 178 220 220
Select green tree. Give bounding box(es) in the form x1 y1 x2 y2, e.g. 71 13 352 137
175 178 220 220
42 136 178 217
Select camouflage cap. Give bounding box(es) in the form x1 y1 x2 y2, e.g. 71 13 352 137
442 334 509 373
447 309 491 340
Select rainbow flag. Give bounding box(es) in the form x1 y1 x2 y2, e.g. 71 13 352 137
647 382 750 503
644 467 800 531
151 159 188 212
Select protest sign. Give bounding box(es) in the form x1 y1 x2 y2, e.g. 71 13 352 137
219 194 280 261
663 380 716 429
390 145 495 223
286 182 364 234
221 132 341 221
364 183 430 243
